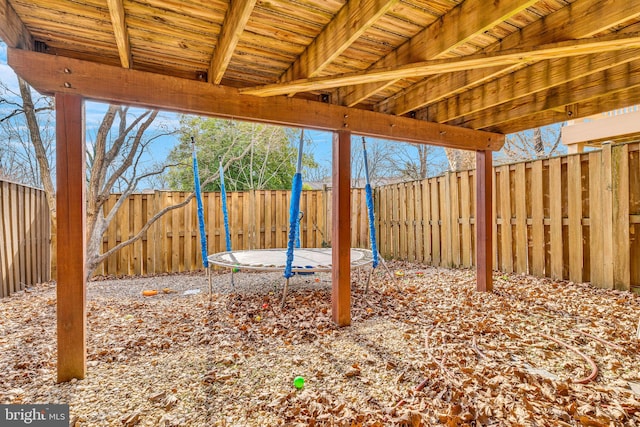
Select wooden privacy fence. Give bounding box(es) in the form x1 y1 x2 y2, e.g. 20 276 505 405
97 188 371 276
0 180 51 297
376 142 640 292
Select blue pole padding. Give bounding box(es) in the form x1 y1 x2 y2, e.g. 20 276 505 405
284 173 303 279
284 131 305 278
365 183 379 268
192 138 209 268
219 160 232 252
362 138 379 268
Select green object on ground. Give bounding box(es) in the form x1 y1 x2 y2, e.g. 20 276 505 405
293 376 305 389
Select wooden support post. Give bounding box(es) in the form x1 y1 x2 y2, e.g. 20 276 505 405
476 150 493 292
332 130 351 326
56 93 86 382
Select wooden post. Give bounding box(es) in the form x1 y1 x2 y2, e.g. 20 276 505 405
476 150 493 292
332 130 351 326
56 93 86 382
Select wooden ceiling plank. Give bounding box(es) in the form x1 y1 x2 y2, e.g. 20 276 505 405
240 32 640 97
106 0 132 68
338 0 539 107
209 0 258 84
431 48 640 124
382 0 640 115
0 0 33 48
493 86 640 134
454 60 640 130
8 48 504 151
279 0 401 83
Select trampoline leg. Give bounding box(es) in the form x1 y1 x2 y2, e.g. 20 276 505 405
208 267 212 307
365 267 374 294
231 270 235 287
281 277 290 308
379 255 394 282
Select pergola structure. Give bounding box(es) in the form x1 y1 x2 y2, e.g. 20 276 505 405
1 0 639 382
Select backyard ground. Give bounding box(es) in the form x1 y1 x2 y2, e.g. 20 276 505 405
1 264 639 426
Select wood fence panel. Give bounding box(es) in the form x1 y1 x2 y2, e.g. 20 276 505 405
549 158 564 280
601 145 615 288
451 173 461 267
514 163 527 274
588 152 604 287
612 144 630 290
263 191 272 249
132 194 143 275
0 180 50 298
0 181 10 296
413 181 423 263
568 154 584 283
491 170 497 270
421 180 431 263
430 179 441 266
498 165 513 273
439 177 450 267
530 161 545 277
399 184 408 260
17 187 26 289
460 171 472 268
629 147 640 293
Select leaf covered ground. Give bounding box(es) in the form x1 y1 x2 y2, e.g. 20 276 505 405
1 264 639 426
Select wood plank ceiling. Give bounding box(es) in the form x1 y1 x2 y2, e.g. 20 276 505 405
2 0 640 137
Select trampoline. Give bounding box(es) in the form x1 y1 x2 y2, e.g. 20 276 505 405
191 132 389 305
208 247 374 272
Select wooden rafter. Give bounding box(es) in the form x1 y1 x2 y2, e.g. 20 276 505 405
241 32 640 97
0 0 32 49
337 0 539 107
456 60 640 131
105 0 131 68
493 85 640 134
279 0 400 84
379 0 640 116
7 48 504 151
426 49 640 124
208 0 257 84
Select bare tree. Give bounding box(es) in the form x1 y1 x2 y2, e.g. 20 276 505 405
1 78 248 279
496 125 565 164
443 148 476 172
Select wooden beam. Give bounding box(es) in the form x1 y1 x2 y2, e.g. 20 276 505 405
280 0 399 83
56 92 86 382
241 32 640 97
0 0 33 49
380 0 640 116
338 0 538 107
562 108 640 144
454 59 640 130
106 0 132 68
424 49 640 123
332 130 351 326
8 48 504 151
476 150 492 292
208 0 257 84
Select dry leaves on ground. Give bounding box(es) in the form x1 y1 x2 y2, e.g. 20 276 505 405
1 264 639 426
